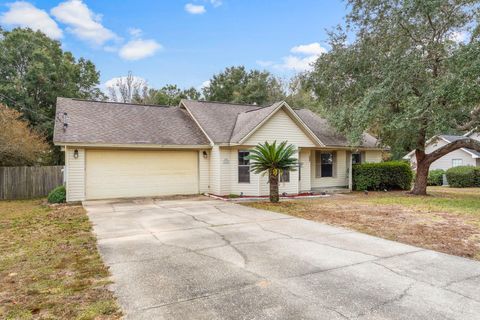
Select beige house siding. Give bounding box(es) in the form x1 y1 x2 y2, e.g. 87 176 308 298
244 109 316 147
365 150 383 163
65 147 85 202
209 145 221 195
224 147 261 196
299 149 311 192
198 150 210 193
311 150 349 188
310 150 382 188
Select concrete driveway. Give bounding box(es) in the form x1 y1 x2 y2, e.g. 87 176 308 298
84 197 480 320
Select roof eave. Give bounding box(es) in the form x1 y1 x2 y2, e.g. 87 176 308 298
54 142 212 149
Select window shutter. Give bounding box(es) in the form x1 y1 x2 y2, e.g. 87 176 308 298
332 151 337 178
315 151 321 178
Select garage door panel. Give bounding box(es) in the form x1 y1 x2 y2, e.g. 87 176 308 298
86 150 198 199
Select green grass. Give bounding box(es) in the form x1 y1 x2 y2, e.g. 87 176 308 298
0 199 121 319
359 187 480 215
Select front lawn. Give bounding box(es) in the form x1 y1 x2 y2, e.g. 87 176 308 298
0 199 121 319
244 187 480 260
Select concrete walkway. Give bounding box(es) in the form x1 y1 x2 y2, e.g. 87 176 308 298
84 197 480 320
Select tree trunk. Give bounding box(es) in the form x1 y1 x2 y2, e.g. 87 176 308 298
269 170 279 203
410 138 480 195
411 160 430 195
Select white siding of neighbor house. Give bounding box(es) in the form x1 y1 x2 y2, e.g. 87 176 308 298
410 138 477 170
468 132 480 140
198 150 210 193
243 109 317 147
65 147 85 202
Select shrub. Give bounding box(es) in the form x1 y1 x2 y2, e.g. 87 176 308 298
47 185 66 203
445 166 480 188
353 161 413 191
427 169 445 186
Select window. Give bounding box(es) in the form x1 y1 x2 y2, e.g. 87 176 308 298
316 151 335 178
238 151 250 183
452 159 463 167
352 153 362 164
280 169 290 182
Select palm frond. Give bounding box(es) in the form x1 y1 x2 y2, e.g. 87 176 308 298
246 140 298 175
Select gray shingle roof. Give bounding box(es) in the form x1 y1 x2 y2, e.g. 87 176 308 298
181 100 259 143
181 100 381 148
294 109 379 148
53 98 210 145
54 98 381 149
440 135 480 157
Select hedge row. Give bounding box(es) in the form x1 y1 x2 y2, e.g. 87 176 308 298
427 169 445 186
352 161 413 191
445 166 480 188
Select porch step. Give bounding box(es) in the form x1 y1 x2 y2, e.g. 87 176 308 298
310 187 351 194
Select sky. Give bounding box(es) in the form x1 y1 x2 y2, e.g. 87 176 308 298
0 0 348 91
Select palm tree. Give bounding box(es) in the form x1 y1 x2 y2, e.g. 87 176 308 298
247 141 298 203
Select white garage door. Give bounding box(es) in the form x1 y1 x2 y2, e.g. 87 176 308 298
86 149 198 200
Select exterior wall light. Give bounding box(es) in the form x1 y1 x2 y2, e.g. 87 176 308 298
73 149 79 159
202 151 208 159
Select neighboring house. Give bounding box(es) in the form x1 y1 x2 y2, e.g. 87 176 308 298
53 98 385 201
403 132 480 171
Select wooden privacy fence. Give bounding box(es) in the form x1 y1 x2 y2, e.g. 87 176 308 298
0 166 64 200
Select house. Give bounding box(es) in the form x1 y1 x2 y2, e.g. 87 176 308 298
403 132 480 171
53 98 385 201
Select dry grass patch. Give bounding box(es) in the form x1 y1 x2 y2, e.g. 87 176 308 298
244 187 480 260
0 199 121 320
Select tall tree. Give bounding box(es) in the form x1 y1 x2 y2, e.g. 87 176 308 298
0 28 104 164
136 84 201 106
107 71 148 103
309 0 480 195
203 66 285 105
285 73 320 110
0 104 48 166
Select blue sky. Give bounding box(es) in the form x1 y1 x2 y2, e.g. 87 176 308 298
0 0 347 90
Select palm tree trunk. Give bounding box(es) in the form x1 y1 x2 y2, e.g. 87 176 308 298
269 170 279 203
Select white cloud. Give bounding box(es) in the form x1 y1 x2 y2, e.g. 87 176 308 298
119 39 162 60
51 0 117 45
199 80 210 89
268 42 328 72
185 3 206 14
256 60 274 67
450 31 468 43
128 27 142 38
279 55 319 72
210 0 222 7
0 1 63 39
290 42 327 56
